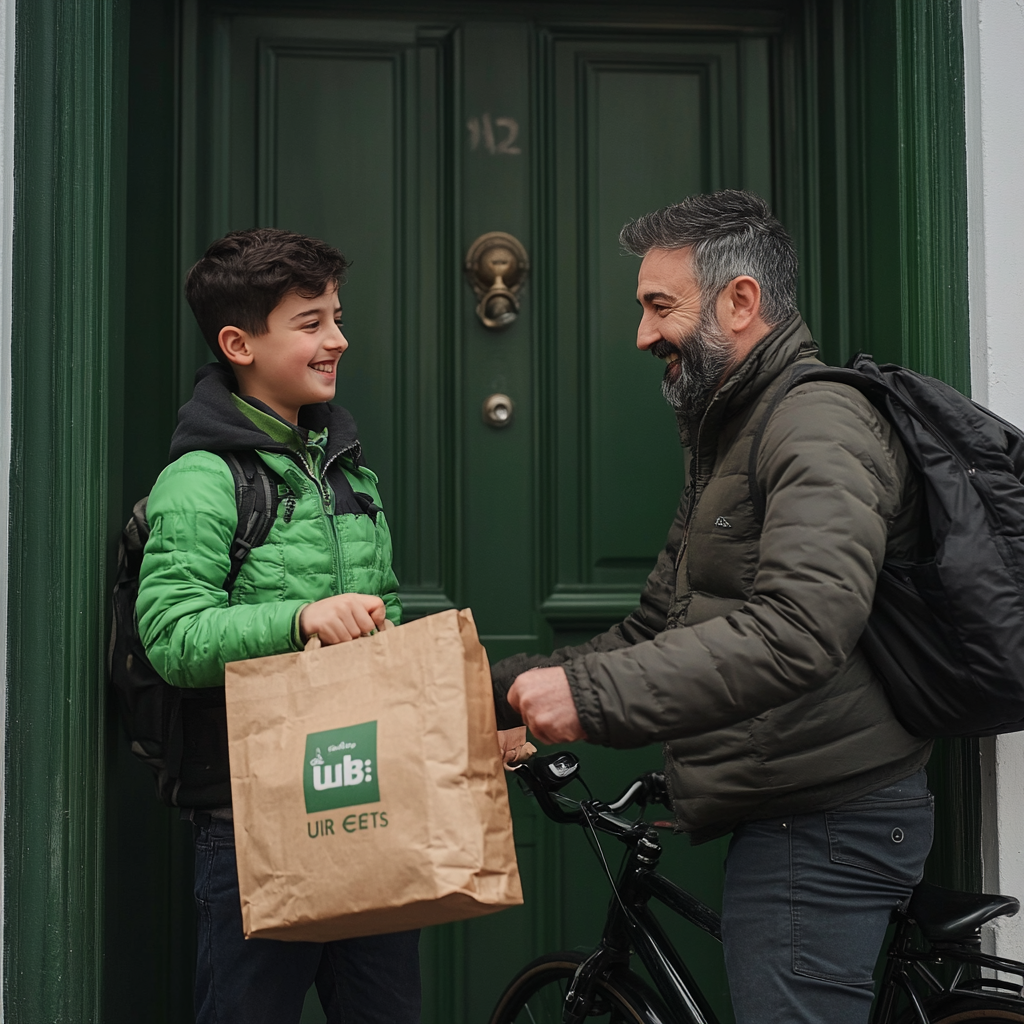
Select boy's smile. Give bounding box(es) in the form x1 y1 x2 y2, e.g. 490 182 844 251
218 285 347 424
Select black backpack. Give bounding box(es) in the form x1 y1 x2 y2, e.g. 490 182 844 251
108 451 280 804
752 353 1024 739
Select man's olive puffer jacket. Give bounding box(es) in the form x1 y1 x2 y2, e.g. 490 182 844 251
492 316 932 841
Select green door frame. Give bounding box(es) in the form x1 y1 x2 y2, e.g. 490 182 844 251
3 0 972 1019
6 0 128 1019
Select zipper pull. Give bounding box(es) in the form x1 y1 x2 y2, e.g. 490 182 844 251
276 485 298 524
274 483 300 522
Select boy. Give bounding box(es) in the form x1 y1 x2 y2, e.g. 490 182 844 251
137 228 420 1024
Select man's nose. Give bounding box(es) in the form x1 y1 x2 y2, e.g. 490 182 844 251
636 313 661 351
326 326 348 352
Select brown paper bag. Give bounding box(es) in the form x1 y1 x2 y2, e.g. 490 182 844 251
224 608 523 941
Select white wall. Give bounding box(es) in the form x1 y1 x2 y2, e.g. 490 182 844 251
0 0 12 1016
962 0 1024 958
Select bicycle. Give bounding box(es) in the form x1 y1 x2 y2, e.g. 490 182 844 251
490 752 1024 1024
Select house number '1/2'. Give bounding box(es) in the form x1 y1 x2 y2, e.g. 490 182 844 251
467 114 521 155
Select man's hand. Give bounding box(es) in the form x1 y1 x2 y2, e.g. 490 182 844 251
507 667 587 745
299 594 387 645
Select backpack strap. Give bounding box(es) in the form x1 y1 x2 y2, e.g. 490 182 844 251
324 458 384 521
220 451 281 592
747 360 887 523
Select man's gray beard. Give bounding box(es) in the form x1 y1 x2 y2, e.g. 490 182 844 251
661 313 734 418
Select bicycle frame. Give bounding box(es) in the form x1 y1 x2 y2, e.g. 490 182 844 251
509 755 1024 1024
565 832 723 1024
872 916 1024 1024
602 864 724 1024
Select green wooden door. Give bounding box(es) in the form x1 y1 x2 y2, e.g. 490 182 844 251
4 1 975 1021
175 6 774 1021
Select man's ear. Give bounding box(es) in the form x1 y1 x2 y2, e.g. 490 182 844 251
218 326 254 366
717 276 762 334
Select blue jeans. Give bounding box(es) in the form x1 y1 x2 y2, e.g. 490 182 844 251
721 771 933 1024
192 817 421 1024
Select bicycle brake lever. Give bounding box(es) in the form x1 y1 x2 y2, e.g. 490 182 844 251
508 760 585 823
644 771 673 811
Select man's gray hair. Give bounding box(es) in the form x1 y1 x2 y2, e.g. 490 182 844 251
619 190 798 328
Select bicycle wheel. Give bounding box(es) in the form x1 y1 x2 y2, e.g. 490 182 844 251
896 993 1024 1022
488 950 669 1024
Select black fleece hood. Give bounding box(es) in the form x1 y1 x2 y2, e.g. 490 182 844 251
168 362 362 464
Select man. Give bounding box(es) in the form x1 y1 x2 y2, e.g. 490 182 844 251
492 190 934 1024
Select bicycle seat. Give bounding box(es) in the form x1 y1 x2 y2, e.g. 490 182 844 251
907 881 1019 942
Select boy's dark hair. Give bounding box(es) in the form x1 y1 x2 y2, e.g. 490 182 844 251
185 228 351 363
619 190 798 328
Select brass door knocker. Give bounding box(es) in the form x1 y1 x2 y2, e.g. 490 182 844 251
464 232 530 330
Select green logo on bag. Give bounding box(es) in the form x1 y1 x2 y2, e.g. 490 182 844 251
303 721 380 814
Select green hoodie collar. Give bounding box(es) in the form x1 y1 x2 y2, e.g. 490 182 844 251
230 394 328 471
230 393 306 451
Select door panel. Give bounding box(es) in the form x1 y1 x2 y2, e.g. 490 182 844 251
220 18 429 608
273 47 401 479
185 8 774 1022
545 34 771 619
586 63 703 575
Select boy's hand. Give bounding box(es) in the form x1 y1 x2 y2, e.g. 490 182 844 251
300 594 387 645
498 726 532 765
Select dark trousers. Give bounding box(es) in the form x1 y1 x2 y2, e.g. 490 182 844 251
193 817 421 1024
721 770 934 1024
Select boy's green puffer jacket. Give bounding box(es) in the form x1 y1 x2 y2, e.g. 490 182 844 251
138 362 401 692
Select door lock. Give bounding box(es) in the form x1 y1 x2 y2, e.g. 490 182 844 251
464 232 530 329
482 393 515 428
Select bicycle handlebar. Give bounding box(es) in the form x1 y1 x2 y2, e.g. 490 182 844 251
508 751 671 841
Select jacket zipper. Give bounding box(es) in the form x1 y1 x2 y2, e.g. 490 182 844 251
320 443 361 593
289 441 359 594
676 428 705 571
